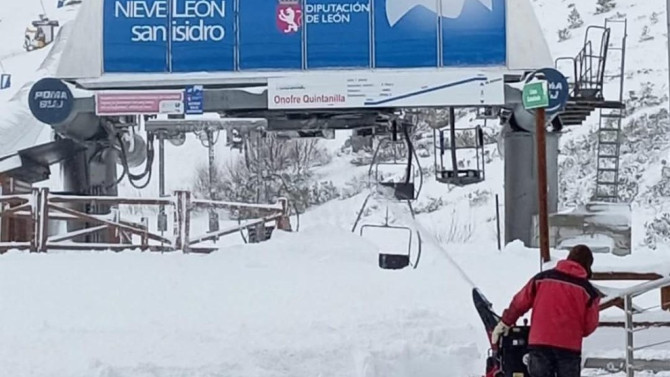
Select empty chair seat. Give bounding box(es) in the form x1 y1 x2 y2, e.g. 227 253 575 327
378 182 416 201
436 169 484 186
379 253 410 270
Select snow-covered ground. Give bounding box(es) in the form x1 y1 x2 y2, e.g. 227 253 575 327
0 223 484 377
1 206 669 377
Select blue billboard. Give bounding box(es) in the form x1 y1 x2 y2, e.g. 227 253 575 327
103 0 170 72
170 0 234 72
305 0 371 68
442 0 507 66
374 0 438 68
102 0 506 73
238 0 302 70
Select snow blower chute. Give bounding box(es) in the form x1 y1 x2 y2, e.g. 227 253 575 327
473 288 531 377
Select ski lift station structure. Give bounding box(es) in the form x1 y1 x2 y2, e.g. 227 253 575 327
3 0 624 249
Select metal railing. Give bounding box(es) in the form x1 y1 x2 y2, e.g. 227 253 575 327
555 25 612 100
594 276 670 376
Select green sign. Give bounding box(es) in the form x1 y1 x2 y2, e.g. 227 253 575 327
522 80 549 110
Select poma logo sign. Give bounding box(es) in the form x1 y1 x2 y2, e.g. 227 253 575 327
114 0 227 42
34 90 69 108
28 78 75 125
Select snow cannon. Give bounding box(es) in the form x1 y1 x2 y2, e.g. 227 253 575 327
473 288 531 377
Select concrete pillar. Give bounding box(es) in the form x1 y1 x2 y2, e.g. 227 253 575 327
504 131 560 247
62 144 118 243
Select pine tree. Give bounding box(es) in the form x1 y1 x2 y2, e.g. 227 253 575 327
595 0 615 15
567 7 584 29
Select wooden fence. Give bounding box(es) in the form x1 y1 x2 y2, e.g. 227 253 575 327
0 188 291 253
594 271 670 313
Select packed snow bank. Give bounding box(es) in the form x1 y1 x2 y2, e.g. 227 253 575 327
543 247 670 276
0 229 487 377
0 214 668 377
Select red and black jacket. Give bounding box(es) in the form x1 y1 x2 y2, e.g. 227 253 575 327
501 260 600 353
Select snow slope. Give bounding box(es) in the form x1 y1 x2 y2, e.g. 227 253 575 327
0 0 79 102
537 0 670 248
0 1 79 158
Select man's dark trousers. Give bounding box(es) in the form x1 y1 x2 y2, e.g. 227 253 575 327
527 347 581 377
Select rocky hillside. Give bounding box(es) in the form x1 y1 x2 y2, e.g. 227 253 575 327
533 0 670 248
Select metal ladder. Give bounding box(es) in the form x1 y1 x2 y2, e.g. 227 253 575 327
594 18 627 202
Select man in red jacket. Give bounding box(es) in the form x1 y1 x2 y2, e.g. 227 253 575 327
491 245 600 377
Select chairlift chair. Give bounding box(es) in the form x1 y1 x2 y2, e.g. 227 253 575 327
352 120 424 265
231 209 275 245
368 121 423 201
476 106 501 120
434 125 486 186
247 224 275 244
350 123 396 153
228 128 244 151
359 208 422 270
371 145 418 201
233 205 279 245
350 134 374 153
354 123 395 138
24 16 59 52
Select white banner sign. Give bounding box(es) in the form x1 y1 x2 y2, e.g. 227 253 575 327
267 71 505 109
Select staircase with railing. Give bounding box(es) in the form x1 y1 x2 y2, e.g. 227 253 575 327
555 19 628 202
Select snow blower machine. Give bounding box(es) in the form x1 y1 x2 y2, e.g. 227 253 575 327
473 288 531 377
